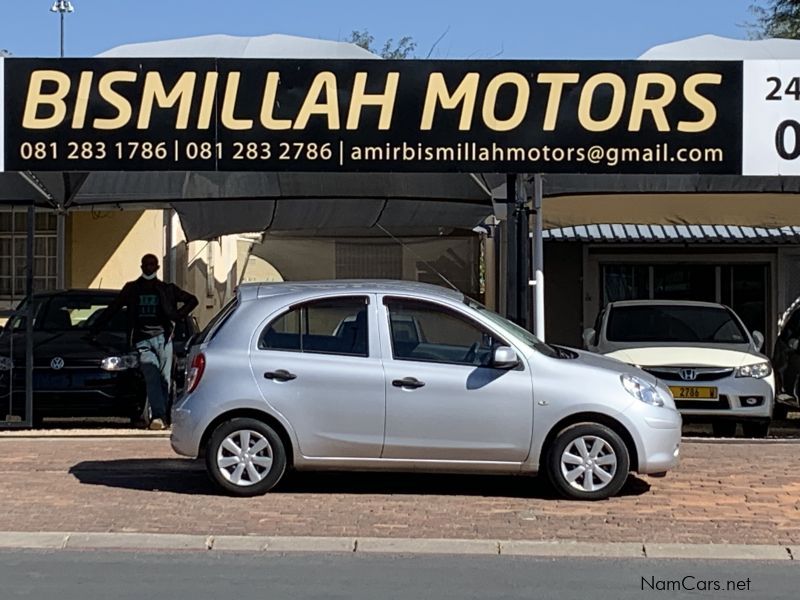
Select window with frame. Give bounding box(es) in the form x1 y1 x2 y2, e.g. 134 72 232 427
0 210 58 299
259 296 369 357
385 298 504 367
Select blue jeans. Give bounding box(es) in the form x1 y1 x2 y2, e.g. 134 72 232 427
135 334 173 421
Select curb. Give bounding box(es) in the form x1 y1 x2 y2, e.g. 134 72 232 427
0 430 171 439
0 533 794 560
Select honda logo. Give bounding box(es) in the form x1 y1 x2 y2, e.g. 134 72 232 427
679 368 697 381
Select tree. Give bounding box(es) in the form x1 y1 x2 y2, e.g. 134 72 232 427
749 0 800 39
346 29 417 59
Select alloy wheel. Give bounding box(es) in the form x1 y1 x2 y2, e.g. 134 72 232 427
216 429 274 487
559 435 618 493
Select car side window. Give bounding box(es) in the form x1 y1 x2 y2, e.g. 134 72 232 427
385 298 502 367
260 297 369 357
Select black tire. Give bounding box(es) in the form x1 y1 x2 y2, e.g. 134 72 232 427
712 420 737 438
742 420 770 438
773 403 789 420
205 418 287 497
545 423 630 501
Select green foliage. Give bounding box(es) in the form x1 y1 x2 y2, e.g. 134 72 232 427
346 29 417 59
749 0 800 39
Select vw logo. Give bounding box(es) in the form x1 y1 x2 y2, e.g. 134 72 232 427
50 357 65 370
679 368 697 381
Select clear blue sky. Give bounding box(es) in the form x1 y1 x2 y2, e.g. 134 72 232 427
1 0 756 59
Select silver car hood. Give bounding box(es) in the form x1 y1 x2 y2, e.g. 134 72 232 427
561 347 658 384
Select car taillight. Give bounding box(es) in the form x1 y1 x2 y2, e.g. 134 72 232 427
186 353 206 393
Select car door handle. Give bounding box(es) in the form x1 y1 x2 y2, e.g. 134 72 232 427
392 377 425 389
264 369 297 382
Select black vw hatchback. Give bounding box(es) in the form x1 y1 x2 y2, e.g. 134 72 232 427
0 290 197 425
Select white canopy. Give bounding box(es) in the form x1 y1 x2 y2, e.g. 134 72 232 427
640 34 800 60
97 33 378 60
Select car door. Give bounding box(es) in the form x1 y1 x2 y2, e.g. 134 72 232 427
379 296 533 462
250 294 386 459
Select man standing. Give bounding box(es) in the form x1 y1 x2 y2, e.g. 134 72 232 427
92 254 198 430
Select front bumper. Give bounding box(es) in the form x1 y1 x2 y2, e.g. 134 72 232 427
635 405 682 474
669 374 774 420
0 368 145 418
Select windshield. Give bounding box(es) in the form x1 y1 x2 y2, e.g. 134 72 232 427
606 305 749 344
465 298 560 358
12 294 124 332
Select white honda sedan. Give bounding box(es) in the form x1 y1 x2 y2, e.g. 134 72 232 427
584 300 773 438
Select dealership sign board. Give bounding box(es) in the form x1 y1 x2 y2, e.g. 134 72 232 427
0 57 793 175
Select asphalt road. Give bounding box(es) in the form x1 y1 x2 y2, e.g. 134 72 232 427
0 550 797 600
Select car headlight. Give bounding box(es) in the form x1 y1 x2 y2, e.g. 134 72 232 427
735 361 772 379
0 356 13 371
100 354 139 371
621 373 664 407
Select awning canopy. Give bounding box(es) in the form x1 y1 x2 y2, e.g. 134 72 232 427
0 34 494 240
536 35 800 229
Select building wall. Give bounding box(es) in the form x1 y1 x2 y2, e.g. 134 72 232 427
67 210 163 289
543 241 584 348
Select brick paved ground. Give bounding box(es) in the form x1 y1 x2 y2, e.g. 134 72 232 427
0 438 798 545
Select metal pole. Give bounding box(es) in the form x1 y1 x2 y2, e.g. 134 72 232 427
25 205 34 427
60 12 64 57
516 176 530 331
532 174 545 341
505 174 518 322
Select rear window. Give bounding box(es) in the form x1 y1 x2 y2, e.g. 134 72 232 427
198 297 238 344
259 296 369 357
606 305 748 344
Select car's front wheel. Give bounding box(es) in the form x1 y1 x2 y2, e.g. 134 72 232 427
546 423 630 501
742 419 770 438
205 418 287 497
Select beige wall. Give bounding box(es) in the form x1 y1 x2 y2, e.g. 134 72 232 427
68 210 164 289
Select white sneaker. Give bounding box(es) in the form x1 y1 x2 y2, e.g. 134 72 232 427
149 418 166 431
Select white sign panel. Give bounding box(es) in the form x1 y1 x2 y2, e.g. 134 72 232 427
743 60 800 175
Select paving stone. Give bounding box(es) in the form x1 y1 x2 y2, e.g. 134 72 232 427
0 437 798 545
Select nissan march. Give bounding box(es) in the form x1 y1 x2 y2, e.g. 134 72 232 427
171 281 681 500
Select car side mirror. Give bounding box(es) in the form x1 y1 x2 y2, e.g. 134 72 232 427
492 346 519 369
752 330 765 352
582 328 596 349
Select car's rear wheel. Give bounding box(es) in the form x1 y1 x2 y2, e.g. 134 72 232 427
546 423 630 501
742 420 770 438
205 418 286 497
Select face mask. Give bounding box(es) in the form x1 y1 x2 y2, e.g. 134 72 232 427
141 272 157 280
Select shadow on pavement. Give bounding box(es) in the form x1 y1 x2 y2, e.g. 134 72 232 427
68 458 651 499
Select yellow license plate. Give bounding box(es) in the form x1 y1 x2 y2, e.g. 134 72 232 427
669 386 718 400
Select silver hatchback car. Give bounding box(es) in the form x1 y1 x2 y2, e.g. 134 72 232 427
171 281 681 500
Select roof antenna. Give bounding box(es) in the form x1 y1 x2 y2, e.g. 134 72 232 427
376 223 461 293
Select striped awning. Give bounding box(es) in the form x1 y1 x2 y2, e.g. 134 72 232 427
543 224 800 244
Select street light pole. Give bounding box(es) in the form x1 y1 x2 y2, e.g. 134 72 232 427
49 1 74 58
